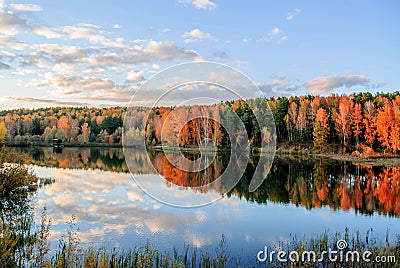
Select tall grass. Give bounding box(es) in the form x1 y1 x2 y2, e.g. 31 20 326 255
45 220 230 268
5 216 399 267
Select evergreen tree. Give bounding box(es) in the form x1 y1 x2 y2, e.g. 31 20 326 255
31 118 42 135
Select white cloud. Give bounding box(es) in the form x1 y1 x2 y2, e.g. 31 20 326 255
0 49 14 57
62 25 106 44
53 193 77 207
11 67 36 75
0 35 26 50
182 28 212 39
183 38 196 44
33 25 62 38
277 36 288 44
30 166 219 247
0 6 207 107
261 27 284 43
77 23 100 28
0 6 60 39
286 8 301 21
182 28 212 43
258 75 300 97
39 43 86 61
178 0 216 10
3 96 91 106
145 40 201 60
0 11 30 35
271 27 281 36
133 39 148 44
184 232 213 248
182 29 211 39
9 3 42 12
112 24 121 29
88 40 201 69
127 189 143 202
23 72 133 104
126 70 144 83
52 62 77 74
272 76 287 88
22 43 87 72
304 75 369 95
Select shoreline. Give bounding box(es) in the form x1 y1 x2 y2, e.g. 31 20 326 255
275 149 400 167
4 143 400 166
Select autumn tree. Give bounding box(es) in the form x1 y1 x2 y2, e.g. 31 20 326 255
363 100 376 148
350 103 363 144
285 101 298 142
390 96 400 153
43 126 56 143
308 96 321 131
2 92 400 151
376 98 393 152
296 97 310 140
313 108 329 150
0 122 6 143
57 115 70 141
79 122 90 143
334 96 353 150
211 104 223 146
55 129 67 141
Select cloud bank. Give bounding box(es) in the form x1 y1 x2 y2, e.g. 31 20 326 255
304 75 369 94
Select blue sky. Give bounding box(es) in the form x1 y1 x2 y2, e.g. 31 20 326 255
0 0 399 109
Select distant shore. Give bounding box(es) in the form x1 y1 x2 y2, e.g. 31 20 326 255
275 142 400 167
4 141 400 166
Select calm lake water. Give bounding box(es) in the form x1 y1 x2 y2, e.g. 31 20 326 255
13 147 400 263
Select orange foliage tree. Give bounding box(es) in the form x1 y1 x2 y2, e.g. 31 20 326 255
334 96 353 148
351 103 363 144
363 100 376 148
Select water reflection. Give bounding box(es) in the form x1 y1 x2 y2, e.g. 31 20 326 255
17 147 400 217
18 147 400 259
33 166 212 250
15 147 129 172
52 146 63 154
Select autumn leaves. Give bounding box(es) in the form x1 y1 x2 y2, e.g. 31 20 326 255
284 93 400 154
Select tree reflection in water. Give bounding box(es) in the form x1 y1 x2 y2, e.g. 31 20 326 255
12 147 400 217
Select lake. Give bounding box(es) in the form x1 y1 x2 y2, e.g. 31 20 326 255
12 147 400 264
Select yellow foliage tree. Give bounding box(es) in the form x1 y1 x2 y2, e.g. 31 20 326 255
0 122 6 143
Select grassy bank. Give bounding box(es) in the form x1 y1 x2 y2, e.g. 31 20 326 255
275 141 400 167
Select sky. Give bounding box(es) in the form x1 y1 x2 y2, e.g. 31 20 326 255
0 0 399 109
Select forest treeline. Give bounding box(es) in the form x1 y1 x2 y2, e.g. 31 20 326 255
1 91 400 154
